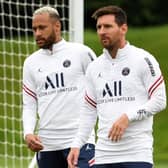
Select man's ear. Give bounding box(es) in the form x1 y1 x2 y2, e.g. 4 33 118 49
55 21 61 31
121 23 128 35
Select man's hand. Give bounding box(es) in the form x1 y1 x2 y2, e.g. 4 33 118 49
25 134 43 152
108 113 129 142
67 148 80 168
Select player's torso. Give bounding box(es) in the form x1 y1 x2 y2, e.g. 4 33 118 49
86 45 156 163
32 49 84 98
93 53 153 164
29 48 86 129
94 55 147 118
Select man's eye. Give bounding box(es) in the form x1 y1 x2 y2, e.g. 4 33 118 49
96 26 101 29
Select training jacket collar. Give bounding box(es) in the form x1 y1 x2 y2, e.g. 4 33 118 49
41 39 66 55
103 41 130 61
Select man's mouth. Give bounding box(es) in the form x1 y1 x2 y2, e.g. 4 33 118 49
36 39 45 44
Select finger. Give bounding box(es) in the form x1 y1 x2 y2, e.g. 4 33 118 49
30 139 43 148
67 150 79 168
108 124 118 138
109 126 122 141
113 134 122 142
35 136 43 143
108 125 116 138
67 155 75 168
73 154 78 166
34 140 43 148
28 142 43 152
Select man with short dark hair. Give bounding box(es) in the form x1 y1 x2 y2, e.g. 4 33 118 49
67 5 166 168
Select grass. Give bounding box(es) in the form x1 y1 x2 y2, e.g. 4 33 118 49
0 24 168 167
154 163 168 168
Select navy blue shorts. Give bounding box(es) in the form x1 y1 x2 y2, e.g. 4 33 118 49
36 143 95 168
95 162 153 168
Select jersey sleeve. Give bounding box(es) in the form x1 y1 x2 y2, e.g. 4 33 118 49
126 53 167 121
22 59 38 138
71 65 97 148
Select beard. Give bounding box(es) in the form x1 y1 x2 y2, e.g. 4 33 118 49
36 30 56 49
101 40 113 50
100 36 119 51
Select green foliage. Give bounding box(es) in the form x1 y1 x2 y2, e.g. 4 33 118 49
85 0 168 28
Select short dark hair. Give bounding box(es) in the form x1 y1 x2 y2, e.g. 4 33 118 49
92 5 127 26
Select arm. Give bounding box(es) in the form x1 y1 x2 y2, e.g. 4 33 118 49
68 67 97 167
67 95 97 167
108 54 167 142
126 55 166 121
22 60 43 151
109 76 166 142
67 148 80 168
81 45 97 73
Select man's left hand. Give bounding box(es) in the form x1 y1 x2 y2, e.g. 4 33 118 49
108 113 129 142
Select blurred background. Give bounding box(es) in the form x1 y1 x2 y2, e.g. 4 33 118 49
85 0 168 28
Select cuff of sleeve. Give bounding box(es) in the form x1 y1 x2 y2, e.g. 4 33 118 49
125 111 136 122
70 139 84 149
71 143 82 149
23 131 33 140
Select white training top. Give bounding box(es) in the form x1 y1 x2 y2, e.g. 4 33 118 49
22 39 96 151
72 42 167 164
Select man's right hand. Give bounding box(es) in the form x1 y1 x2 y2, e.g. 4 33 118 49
67 147 80 168
25 134 43 152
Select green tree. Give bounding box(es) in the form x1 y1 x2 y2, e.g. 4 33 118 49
85 0 168 28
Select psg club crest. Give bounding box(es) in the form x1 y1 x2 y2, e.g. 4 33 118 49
63 60 71 68
122 67 130 76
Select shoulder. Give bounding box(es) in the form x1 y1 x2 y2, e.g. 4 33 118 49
67 41 90 50
23 49 42 66
66 41 95 53
129 44 161 77
130 44 159 65
65 41 97 60
86 54 105 74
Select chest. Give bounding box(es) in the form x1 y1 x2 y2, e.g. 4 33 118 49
32 53 83 90
94 60 144 98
